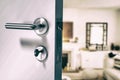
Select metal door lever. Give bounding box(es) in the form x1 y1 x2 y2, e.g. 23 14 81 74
5 23 36 30
5 17 49 36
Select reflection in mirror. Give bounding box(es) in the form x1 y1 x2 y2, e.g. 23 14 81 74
90 24 103 44
86 22 108 51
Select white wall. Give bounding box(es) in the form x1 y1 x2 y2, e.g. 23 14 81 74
63 8 119 69
63 8 118 48
116 10 120 44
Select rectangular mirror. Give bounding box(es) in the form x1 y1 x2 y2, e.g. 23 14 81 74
86 22 108 51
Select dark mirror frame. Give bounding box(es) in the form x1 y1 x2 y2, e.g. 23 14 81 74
86 22 108 51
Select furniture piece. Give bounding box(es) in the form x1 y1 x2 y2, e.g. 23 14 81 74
104 51 120 80
81 51 105 69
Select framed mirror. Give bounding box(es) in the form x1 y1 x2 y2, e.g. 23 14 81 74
86 22 108 50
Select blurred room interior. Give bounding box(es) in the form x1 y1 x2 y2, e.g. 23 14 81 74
62 0 120 80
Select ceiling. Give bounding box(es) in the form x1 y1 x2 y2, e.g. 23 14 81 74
64 0 120 10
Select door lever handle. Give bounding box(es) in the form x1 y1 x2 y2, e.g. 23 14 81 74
5 17 49 36
5 23 36 30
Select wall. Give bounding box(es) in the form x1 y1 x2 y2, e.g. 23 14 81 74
63 8 118 48
63 8 119 69
116 10 120 44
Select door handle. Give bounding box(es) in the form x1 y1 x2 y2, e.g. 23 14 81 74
5 23 36 30
5 17 49 36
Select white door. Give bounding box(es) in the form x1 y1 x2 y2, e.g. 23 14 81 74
0 0 63 80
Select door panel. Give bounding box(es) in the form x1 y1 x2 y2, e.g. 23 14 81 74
0 0 63 80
